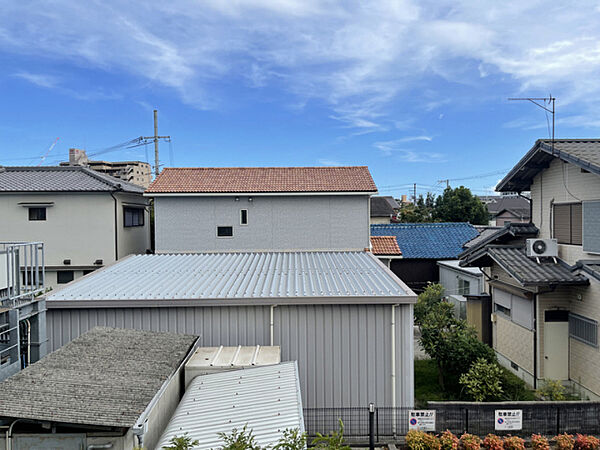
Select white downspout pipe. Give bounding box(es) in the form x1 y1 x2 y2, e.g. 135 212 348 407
25 319 31 367
270 305 276 346
391 304 398 436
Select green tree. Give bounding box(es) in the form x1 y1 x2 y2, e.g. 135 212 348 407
414 283 445 325
397 193 438 223
459 358 504 401
434 186 488 225
217 425 262 450
419 302 496 391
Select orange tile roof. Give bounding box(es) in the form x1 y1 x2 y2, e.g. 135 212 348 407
146 166 377 193
370 236 402 255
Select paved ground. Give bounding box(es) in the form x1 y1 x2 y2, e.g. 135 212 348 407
414 325 428 360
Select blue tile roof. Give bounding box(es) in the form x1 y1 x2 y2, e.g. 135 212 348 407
371 223 479 259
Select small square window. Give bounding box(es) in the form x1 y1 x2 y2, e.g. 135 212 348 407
57 271 75 284
124 207 144 227
240 209 248 225
217 226 233 237
28 207 46 221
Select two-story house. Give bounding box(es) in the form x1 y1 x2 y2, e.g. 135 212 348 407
145 166 376 252
0 166 151 289
460 139 600 398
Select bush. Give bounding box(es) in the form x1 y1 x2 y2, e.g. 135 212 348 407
531 434 550 450
499 369 536 401
217 425 262 450
406 430 441 450
459 433 481 450
459 358 503 402
272 428 308 450
311 419 350 450
554 434 575 450
503 435 525 450
574 434 600 450
537 379 566 401
440 430 459 450
482 434 503 450
162 433 200 450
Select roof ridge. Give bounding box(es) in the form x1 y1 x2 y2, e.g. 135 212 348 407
161 165 370 170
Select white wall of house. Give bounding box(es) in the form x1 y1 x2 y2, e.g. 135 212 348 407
153 195 370 252
0 192 150 289
531 158 600 264
438 261 483 320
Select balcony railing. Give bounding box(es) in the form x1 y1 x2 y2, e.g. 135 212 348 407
0 242 45 307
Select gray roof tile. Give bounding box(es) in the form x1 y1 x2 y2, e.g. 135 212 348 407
0 166 145 193
0 327 197 428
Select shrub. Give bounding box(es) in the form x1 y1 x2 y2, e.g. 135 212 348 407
574 434 600 450
503 435 525 450
500 368 536 401
554 434 575 450
311 419 350 450
272 428 308 450
459 433 481 450
440 430 459 450
531 434 550 450
538 379 566 401
162 433 200 450
482 434 503 450
406 430 441 450
459 358 503 401
415 283 445 325
217 424 262 450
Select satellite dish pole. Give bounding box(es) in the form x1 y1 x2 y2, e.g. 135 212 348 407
508 96 555 154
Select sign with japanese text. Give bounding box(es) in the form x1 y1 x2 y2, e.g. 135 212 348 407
408 410 436 431
495 410 522 430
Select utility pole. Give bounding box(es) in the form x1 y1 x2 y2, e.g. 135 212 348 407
142 109 171 177
413 183 417 203
438 179 450 188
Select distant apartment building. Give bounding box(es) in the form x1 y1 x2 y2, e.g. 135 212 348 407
61 148 152 188
0 166 151 289
145 166 377 252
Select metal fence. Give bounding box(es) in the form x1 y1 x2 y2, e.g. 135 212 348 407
303 402 600 442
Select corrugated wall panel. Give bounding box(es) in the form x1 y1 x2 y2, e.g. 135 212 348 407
47 303 413 408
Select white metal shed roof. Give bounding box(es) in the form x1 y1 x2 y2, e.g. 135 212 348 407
47 251 415 305
156 361 304 449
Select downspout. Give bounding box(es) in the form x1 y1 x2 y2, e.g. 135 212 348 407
25 319 30 367
110 190 119 261
518 192 532 224
533 294 538 389
270 305 276 346
391 304 398 436
6 419 22 450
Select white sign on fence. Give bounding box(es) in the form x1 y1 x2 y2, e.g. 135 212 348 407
495 410 523 431
408 410 436 431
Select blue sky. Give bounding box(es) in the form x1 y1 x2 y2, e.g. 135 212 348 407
1 1 600 198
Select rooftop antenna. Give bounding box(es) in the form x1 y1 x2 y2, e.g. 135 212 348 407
37 137 60 166
508 96 555 155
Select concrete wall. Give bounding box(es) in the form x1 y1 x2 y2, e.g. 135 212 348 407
530 158 600 265
46 303 414 408
0 192 150 289
154 195 370 252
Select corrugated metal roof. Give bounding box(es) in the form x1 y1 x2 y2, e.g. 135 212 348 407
0 166 144 193
156 362 304 449
47 251 414 303
371 223 479 259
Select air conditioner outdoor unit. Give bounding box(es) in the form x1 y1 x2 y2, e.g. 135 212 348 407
526 238 558 258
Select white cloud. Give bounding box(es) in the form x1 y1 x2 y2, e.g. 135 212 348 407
2 1 600 128
13 72 60 89
317 158 343 166
374 138 445 162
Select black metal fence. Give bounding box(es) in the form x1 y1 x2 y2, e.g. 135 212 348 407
303 402 600 443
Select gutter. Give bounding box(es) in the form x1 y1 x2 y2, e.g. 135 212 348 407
109 189 120 261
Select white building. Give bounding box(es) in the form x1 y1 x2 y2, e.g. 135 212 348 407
0 166 151 289
145 166 377 252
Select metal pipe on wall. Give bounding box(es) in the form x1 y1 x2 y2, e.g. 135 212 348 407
391 304 398 436
270 305 276 346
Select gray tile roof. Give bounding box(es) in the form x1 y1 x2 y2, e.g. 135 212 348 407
463 227 503 248
576 260 600 282
0 327 197 428
497 139 600 192
483 196 530 216
460 223 538 258
370 196 399 217
0 166 145 193
480 246 588 286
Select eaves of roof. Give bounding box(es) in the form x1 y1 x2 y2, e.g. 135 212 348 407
459 223 538 261
497 140 600 193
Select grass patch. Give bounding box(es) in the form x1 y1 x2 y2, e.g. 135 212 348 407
414 359 452 407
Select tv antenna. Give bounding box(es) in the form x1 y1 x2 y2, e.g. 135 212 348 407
508 96 555 155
